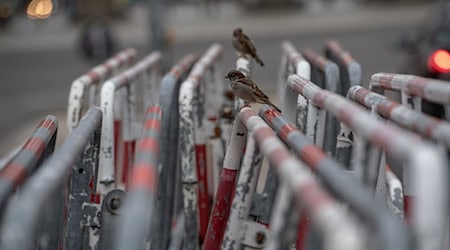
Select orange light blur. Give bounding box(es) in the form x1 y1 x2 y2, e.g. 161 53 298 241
27 0 53 20
428 49 450 74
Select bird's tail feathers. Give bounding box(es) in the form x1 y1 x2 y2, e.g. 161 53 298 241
254 55 264 67
266 100 281 113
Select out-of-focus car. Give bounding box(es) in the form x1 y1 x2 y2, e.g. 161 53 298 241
400 0 450 80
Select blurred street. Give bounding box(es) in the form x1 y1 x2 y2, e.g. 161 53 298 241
0 0 432 155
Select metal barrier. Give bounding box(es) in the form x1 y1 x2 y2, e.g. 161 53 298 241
301 48 340 157
67 48 137 131
114 104 162 250
370 73 450 118
152 54 198 250
0 108 102 250
279 41 311 129
178 44 223 249
325 40 361 167
259 105 410 250
0 116 58 215
348 85 450 149
288 74 449 250
98 51 162 197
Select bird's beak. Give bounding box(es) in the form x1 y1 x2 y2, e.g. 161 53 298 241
225 76 229 79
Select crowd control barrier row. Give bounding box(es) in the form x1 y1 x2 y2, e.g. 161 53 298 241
114 104 162 250
178 44 224 249
288 74 449 250
0 108 102 250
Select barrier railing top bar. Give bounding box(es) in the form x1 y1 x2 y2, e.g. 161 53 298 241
0 108 102 250
0 115 58 212
370 72 450 105
301 48 333 72
109 51 162 90
348 85 450 149
281 41 308 67
67 48 137 131
185 44 222 85
239 107 364 250
325 40 356 67
259 105 411 250
288 74 448 250
115 104 162 250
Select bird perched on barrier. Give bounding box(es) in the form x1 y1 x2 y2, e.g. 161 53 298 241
232 28 265 67
225 70 281 112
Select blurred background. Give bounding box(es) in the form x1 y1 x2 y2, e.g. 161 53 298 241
0 0 440 154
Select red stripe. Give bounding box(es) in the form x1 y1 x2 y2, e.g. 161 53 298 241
371 128 393 152
130 164 157 191
122 141 136 186
352 87 369 105
404 195 413 223
137 138 159 153
114 120 121 178
292 81 305 96
337 106 354 125
86 71 101 84
40 119 57 132
147 105 162 116
90 193 100 204
300 145 326 170
23 137 46 157
269 148 291 168
144 118 161 130
297 181 332 211
375 101 398 118
262 108 278 124
239 109 256 124
203 168 238 249
171 67 182 78
279 124 296 140
0 162 27 187
195 144 210 242
104 61 113 75
313 91 328 108
407 77 426 97
296 216 309 250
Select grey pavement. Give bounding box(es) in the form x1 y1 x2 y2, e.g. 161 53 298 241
0 1 432 156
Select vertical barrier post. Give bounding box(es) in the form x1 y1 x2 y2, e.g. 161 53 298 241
114 104 162 250
97 51 162 199
301 49 340 157
179 44 223 249
324 40 361 167
152 54 198 250
202 117 247 250
221 136 263 249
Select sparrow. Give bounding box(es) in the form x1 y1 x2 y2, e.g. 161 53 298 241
225 70 281 112
232 28 265 67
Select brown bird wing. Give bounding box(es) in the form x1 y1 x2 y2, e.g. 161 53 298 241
238 78 269 100
239 33 257 57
